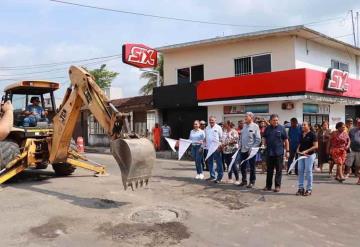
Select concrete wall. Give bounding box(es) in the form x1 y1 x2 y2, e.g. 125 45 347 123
163 36 295 85
329 104 346 129
163 35 360 86
294 37 358 78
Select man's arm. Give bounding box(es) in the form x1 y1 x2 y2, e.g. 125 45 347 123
284 139 290 152
254 126 261 147
0 101 14 140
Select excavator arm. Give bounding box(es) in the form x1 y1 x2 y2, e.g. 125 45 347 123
49 66 155 189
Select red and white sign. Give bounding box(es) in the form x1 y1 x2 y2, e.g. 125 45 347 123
325 68 349 92
122 43 158 68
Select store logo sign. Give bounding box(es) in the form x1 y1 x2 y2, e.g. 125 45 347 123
325 68 349 92
122 44 158 68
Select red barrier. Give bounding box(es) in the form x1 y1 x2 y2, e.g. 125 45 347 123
76 136 84 153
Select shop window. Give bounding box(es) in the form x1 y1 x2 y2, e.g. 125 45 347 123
88 114 106 135
331 59 349 72
177 67 190 84
191 65 204 82
177 65 204 84
253 54 271 74
224 104 269 114
234 57 252 76
235 54 271 76
303 114 329 126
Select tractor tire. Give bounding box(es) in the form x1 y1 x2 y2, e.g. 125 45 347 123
52 163 76 176
0 140 20 170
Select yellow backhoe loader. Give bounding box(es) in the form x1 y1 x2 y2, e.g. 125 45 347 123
0 66 155 190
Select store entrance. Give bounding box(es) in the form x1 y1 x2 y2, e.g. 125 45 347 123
303 114 329 126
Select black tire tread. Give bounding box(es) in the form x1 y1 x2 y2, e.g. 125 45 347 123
0 140 20 170
52 163 76 176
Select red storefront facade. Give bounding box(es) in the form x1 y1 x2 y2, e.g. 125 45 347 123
197 68 360 128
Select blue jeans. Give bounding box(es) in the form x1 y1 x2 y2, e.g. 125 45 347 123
237 151 256 184
23 115 40 127
191 145 203 175
208 149 223 180
298 154 316 191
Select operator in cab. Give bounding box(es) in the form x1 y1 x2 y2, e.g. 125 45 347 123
0 101 14 140
23 97 48 127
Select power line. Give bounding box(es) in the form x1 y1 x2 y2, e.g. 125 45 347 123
0 56 120 78
0 76 67 82
0 54 122 70
48 0 276 28
49 0 346 28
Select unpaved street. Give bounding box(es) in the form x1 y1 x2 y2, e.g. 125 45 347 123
1 153 359 247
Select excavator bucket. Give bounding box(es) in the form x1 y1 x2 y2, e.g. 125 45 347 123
110 138 155 190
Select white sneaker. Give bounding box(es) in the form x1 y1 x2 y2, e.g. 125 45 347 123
195 174 200 179
199 174 204 180
234 180 240 185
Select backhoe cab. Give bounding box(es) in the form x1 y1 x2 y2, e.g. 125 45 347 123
0 67 155 189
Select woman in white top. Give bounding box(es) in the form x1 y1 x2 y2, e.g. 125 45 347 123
189 120 206 179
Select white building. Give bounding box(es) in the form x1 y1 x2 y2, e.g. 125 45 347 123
155 25 360 132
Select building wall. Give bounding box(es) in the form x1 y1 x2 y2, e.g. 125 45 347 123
294 37 358 78
163 35 360 86
208 101 303 124
329 104 346 129
163 36 295 85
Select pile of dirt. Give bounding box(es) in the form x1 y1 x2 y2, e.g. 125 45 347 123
97 221 190 247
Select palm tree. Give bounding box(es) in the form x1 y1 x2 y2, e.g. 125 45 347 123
139 54 163 95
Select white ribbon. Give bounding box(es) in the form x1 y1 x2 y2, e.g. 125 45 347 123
165 137 177 153
228 147 260 172
178 138 192 160
205 140 221 161
288 155 308 174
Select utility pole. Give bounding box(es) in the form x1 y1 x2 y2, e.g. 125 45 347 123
350 10 357 46
357 11 359 47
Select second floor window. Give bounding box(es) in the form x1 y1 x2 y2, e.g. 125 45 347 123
235 54 271 76
331 59 349 72
177 64 204 84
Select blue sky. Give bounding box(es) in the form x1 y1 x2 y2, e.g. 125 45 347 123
0 0 359 99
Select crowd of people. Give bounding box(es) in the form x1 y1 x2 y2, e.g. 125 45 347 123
186 113 360 197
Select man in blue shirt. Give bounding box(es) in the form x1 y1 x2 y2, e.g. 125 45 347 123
23 97 48 127
287 117 302 175
263 114 289 192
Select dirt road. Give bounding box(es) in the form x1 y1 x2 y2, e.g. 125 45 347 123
0 153 359 246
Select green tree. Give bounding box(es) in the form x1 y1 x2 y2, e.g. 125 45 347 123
139 54 164 95
88 64 119 89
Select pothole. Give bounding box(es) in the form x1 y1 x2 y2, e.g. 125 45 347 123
130 207 182 224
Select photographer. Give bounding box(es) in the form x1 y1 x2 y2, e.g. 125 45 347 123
0 101 14 140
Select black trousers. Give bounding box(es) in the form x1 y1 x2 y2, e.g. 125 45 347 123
223 152 239 180
266 155 284 188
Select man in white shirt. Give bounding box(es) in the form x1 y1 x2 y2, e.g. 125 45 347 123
205 116 223 182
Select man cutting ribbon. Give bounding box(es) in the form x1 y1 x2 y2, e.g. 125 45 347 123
237 112 261 188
